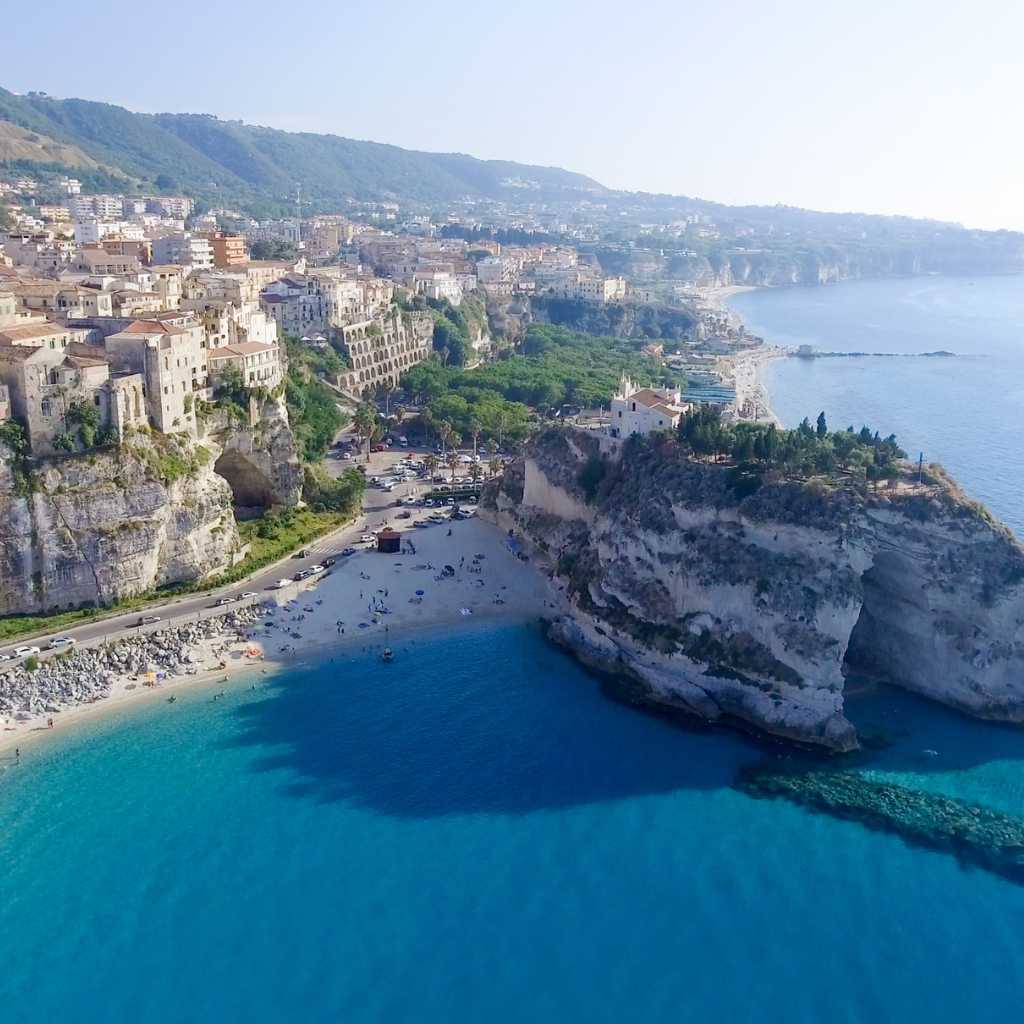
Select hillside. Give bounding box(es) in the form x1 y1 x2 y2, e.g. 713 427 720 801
0 87 603 213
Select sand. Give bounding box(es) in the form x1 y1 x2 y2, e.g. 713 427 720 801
0 516 549 757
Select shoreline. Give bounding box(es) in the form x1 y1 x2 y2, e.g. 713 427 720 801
0 518 547 759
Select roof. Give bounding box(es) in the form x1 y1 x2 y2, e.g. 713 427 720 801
627 388 678 410
0 344 46 363
122 319 175 334
66 352 109 368
0 321 70 343
209 342 277 359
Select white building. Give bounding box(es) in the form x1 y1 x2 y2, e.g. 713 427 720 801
208 341 282 390
608 377 688 438
151 233 214 271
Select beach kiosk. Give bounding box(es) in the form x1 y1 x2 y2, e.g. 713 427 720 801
376 528 401 554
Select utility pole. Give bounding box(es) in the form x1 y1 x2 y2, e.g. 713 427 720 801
917 451 924 484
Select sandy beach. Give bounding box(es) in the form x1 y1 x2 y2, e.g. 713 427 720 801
0 516 548 756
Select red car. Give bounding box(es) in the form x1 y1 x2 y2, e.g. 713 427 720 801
372 444 387 452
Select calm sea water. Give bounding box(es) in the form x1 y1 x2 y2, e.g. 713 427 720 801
729 274 1024 536
3 622 1024 1022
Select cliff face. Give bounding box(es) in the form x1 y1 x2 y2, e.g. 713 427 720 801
0 432 240 615
204 396 303 510
483 429 1024 751
595 247 1024 289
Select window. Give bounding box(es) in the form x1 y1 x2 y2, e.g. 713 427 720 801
41 399 52 417
94 395 101 406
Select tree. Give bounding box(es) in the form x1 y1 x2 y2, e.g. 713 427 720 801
365 421 383 462
353 403 378 462
424 453 440 479
446 451 460 483
437 421 457 455
469 417 482 457
468 461 483 484
488 456 503 479
816 411 828 438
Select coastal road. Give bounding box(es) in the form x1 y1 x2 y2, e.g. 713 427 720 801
0 446 437 664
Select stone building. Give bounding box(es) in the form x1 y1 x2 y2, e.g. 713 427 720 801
104 318 210 434
338 310 433 395
0 342 145 455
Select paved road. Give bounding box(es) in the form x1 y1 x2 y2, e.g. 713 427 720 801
0 446 434 664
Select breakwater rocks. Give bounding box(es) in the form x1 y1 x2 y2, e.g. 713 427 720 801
737 767 1024 884
0 603 269 721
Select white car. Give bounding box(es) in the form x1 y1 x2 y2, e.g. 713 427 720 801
239 591 258 600
273 578 293 589
309 564 326 574
14 645 41 657
359 534 375 543
47 637 76 649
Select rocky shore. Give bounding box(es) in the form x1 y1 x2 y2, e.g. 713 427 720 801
0 603 269 726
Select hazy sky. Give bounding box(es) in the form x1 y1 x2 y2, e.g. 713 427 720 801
6 1 1023 230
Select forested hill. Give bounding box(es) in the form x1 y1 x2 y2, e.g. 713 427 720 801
0 87 604 213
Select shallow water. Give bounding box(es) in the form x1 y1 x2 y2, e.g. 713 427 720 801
3 623 1024 1022
728 274 1024 536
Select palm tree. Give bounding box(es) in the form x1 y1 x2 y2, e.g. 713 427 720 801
468 462 483 484
424 453 440 480
366 421 384 462
488 456 502 479
353 404 377 462
446 451 459 483
438 421 456 456
469 417 482 457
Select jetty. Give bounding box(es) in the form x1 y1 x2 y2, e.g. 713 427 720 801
737 766 1024 884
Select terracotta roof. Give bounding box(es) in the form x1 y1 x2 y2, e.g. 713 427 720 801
628 388 681 411
122 319 173 334
0 321 70 343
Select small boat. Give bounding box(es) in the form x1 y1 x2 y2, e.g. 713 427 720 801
381 648 394 663
167 695 177 704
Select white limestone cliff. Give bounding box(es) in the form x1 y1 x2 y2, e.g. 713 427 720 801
483 429 1024 751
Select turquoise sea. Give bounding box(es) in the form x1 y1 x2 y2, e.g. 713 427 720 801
4 622 1024 1022
728 274 1024 536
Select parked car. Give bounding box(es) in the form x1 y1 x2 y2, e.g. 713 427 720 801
294 569 313 581
321 558 336 568
372 444 387 452
272 579 293 589
14 645 41 657
397 511 411 519
359 533 375 543
310 564 326 574
47 636 76 649
341 547 357 556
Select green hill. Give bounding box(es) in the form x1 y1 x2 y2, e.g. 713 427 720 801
0 87 603 214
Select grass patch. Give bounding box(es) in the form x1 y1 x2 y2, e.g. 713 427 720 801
0 510 350 644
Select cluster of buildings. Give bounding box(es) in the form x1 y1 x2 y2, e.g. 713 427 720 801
0 185 452 455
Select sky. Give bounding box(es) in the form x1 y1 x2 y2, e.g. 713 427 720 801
5 0 1024 230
